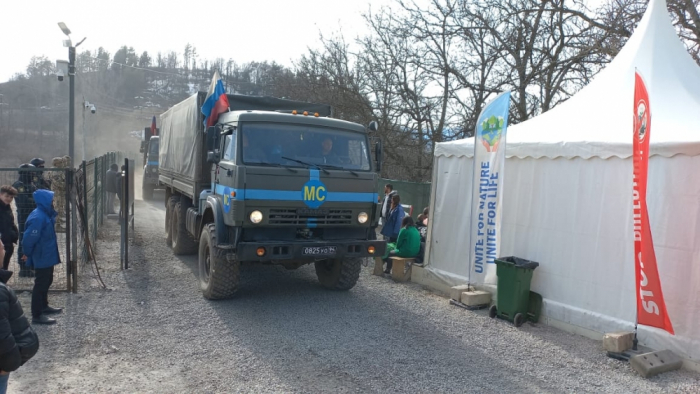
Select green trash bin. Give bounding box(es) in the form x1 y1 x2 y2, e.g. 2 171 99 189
489 256 539 327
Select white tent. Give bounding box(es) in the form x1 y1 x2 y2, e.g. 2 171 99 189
426 0 700 363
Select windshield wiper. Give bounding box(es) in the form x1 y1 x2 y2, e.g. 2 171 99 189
318 164 358 177
281 156 330 175
246 161 298 173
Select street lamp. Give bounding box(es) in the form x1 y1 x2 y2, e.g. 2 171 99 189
57 22 86 170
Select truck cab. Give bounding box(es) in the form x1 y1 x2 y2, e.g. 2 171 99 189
205 111 382 264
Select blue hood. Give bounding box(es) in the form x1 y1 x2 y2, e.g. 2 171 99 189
33 189 55 213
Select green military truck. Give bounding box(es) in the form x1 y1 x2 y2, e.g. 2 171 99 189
140 127 160 200
159 92 386 299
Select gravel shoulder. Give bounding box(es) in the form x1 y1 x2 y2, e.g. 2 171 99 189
8 189 700 393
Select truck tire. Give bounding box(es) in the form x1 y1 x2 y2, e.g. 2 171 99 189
165 196 177 247
142 183 154 201
198 223 239 299
315 257 362 290
171 196 198 255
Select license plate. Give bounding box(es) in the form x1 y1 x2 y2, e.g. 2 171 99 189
302 246 337 256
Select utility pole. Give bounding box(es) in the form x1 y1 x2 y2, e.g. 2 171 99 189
58 22 86 293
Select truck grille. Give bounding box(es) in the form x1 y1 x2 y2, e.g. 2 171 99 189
269 209 353 225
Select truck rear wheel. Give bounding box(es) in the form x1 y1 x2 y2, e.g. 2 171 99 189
165 196 177 247
314 257 362 290
171 196 198 255
199 223 239 299
142 182 154 201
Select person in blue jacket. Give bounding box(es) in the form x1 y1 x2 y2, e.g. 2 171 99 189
380 194 404 243
21 189 63 325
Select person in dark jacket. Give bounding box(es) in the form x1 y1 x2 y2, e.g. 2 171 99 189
115 165 125 217
22 190 63 325
105 164 118 214
0 186 19 271
0 261 40 393
380 194 404 243
29 158 50 190
12 164 36 278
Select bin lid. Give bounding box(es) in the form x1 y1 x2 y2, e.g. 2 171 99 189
495 256 539 270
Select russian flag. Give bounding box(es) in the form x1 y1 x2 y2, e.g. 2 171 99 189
201 70 229 128
150 115 157 136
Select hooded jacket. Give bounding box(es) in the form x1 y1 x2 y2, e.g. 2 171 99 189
22 190 61 269
0 270 39 372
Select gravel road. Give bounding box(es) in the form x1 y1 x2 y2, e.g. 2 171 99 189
8 184 700 393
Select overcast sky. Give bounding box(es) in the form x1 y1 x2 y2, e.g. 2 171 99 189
0 0 397 82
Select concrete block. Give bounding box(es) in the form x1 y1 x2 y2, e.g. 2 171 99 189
449 285 473 301
372 257 384 276
630 349 683 378
603 331 634 353
460 290 491 307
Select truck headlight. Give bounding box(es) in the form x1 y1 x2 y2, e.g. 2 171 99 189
250 210 263 224
358 212 368 224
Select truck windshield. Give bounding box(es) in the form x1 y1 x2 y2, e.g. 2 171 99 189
149 140 159 158
241 122 371 171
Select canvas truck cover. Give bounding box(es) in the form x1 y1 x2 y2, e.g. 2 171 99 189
160 93 204 183
160 92 333 184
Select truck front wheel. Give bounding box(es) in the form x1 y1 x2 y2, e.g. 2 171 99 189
314 257 363 290
198 223 239 299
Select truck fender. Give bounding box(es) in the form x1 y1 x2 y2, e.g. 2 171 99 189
202 195 228 245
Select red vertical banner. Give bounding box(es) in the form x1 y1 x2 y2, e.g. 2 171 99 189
632 71 674 334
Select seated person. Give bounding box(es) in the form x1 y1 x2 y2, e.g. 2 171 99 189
242 132 267 163
382 216 421 274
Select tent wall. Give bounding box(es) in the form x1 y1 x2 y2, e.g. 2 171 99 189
427 154 700 361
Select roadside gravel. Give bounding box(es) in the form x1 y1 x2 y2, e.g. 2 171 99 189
8 192 700 393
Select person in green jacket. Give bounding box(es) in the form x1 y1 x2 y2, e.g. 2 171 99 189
383 216 421 274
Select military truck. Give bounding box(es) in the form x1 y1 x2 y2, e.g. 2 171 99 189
159 92 386 299
140 127 160 200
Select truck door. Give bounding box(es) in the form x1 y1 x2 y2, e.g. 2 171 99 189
216 130 238 225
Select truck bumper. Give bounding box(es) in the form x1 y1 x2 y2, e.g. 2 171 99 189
237 239 387 262
143 175 159 186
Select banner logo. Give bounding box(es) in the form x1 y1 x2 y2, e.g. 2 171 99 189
479 115 505 153
635 100 648 142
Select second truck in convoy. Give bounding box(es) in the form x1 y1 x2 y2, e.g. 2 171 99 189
158 92 386 299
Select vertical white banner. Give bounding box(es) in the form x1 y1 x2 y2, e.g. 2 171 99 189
469 91 511 285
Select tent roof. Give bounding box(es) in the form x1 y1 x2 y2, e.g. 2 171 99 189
435 0 700 160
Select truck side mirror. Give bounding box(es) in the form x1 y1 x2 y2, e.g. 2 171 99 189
368 121 378 132
375 140 383 172
207 150 220 164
